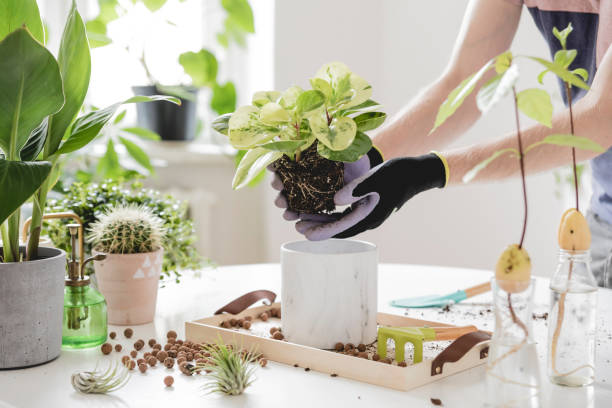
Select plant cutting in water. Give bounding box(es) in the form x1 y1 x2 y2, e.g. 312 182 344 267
71 361 130 394
544 24 597 382
194 340 259 396
432 25 603 385
213 62 387 213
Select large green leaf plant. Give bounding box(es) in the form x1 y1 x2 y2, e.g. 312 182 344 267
0 0 178 263
212 62 387 189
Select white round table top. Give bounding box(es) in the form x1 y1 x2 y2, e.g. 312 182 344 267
1 263 611 407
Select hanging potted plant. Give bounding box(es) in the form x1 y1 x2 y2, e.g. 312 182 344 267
0 0 177 369
87 0 255 141
89 205 165 325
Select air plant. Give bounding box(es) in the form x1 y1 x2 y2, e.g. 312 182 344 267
71 361 130 394
88 204 164 254
194 340 259 396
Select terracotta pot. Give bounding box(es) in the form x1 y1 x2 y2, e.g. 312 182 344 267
93 248 163 325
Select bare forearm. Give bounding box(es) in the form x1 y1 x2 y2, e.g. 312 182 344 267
374 73 486 159
444 94 612 184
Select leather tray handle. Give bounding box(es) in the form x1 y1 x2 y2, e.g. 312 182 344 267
214 290 277 315
431 330 491 376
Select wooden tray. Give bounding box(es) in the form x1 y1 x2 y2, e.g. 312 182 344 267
185 301 490 391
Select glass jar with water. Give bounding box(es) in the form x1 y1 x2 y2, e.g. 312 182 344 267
547 249 597 386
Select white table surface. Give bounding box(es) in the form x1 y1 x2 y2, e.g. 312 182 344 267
1 263 612 408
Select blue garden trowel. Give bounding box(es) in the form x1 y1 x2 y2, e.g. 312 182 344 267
391 281 491 308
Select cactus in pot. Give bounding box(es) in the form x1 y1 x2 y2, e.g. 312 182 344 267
88 205 165 325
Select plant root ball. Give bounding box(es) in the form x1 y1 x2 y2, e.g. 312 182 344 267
272 143 344 214
558 208 591 251
164 376 174 387
124 328 133 338
495 244 531 293
101 343 112 355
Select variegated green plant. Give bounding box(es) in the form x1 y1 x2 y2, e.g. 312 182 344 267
212 62 387 189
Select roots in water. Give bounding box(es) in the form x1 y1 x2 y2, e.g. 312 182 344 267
273 143 344 214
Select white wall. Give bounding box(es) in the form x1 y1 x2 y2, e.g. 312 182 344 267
262 0 579 277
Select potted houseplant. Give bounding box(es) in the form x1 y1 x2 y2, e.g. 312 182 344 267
0 0 177 369
43 180 203 284
87 0 254 141
88 204 165 325
212 61 387 213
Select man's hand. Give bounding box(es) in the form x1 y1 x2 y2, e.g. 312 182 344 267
275 153 448 241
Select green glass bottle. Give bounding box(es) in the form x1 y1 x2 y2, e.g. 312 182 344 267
61 224 108 349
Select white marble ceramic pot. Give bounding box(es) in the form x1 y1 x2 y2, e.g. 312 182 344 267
281 239 378 349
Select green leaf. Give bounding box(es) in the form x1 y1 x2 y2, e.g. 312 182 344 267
526 56 589 90
179 49 218 87
463 148 519 183
537 69 549 84
258 140 305 152
56 96 179 155
476 64 519 113
155 84 197 102
315 62 372 109
338 99 381 116
122 126 161 141
252 91 281 107
228 105 279 148
46 2 91 157
296 90 325 114
0 28 64 158
552 23 572 49
516 88 553 127
142 0 167 12
85 19 111 48
97 138 120 179
279 86 303 110
317 131 372 162
212 113 231 136
20 118 48 161
571 68 589 81
211 81 236 115
114 109 127 124
524 134 605 155
0 0 44 43
353 112 386 132
431 59 493 132
260 102 290 124
310 115 357 151
495 51 513 74
0 160 52 224
119 136 153 171
310 78 332 101
554 49 577 69
232 148 282 189
221 0 254 33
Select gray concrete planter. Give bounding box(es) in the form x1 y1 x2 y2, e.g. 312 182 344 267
0 247 66 369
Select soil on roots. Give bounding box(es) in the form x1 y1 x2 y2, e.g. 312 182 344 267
272 143 344 214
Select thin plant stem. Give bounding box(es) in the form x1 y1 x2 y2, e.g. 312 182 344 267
512 87 528 249
564 82 579 211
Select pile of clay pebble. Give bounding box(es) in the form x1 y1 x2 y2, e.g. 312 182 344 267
100 328 268 387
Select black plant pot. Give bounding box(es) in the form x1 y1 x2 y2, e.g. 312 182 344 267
132 85 198 142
